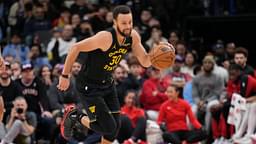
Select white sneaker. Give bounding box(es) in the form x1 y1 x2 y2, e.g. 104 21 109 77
212 138 220 144
232 133 242 141
222 138 233 144
217 137 225 144
234 135 251 144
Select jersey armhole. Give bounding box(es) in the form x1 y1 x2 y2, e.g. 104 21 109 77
104 28 115 52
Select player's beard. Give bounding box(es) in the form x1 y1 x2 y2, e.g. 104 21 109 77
117 25 131 37
0 73 9 80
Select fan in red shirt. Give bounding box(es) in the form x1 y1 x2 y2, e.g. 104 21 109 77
117 90 147 144
157 84 206 144
140 67 168 121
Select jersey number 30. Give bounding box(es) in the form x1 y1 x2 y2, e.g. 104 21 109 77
109 55 122 66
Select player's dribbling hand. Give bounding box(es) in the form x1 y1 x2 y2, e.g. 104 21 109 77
158 42 175 52
57 76 70 91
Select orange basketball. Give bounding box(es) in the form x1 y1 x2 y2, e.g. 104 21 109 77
149 44 175 70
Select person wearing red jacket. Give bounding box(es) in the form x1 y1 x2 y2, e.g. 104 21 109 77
140 67 168 120
157 84 206 144
117 90 147 144
213 64 256 140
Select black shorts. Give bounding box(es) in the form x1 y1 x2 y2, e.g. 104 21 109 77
78 82 120 122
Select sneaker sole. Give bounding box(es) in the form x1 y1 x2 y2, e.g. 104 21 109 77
60 104 76 140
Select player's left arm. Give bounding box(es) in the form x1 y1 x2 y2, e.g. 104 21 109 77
131 30 151 68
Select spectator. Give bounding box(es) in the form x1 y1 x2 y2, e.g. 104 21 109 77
0 61 19 123
23 3 51 37
137 8 152 42
205 54 229 87
212 63 256 142
3 32 29 64
52 7 71 29
47 24 77 65
148 17 161 28
74 19 94 41
28 44 50 71
16 63 53 142
145 26 168 49
140 67 168 121
222 59 230 70
234 47 255 77
181 51 198 77
8 0 31 27
157 84 206 144
10 61 22 81
71 14 81 30
104 11 113 29
225 64 256 143
51 26 62 39
70 0 92 17
16 63 50 116
0 96 37 144
38 65 53 89
211 55 229 84
183 65 202 110
123 57 145 94
163 55 192 88
38 0 59 21
212 39 225 66
51 63 63 81
89 6 110 32
118 90 147 144
113 65 127 106
175 41 187 60
192 55 225 133
168 30 180 46
225 42 236 61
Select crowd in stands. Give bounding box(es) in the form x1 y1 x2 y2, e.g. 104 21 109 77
0 0 256 144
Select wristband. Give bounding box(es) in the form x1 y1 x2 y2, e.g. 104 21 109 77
61 74 69 79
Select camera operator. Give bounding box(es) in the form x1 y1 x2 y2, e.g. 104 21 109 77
0 96 37 144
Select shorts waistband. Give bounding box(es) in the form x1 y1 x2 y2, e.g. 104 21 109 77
84 77 114 85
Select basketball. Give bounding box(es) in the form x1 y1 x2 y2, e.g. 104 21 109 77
149 44 175 70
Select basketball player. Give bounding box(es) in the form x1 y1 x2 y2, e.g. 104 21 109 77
57 5 172 144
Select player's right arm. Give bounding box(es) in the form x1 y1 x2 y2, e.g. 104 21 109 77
57 31 112 91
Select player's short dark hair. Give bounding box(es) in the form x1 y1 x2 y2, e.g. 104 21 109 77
113 5 131 19
229 63 242 71
235 47 248 57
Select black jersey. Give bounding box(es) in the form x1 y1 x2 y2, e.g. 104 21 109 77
76 28 132 90
16 77 49 115
0 80 19 108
